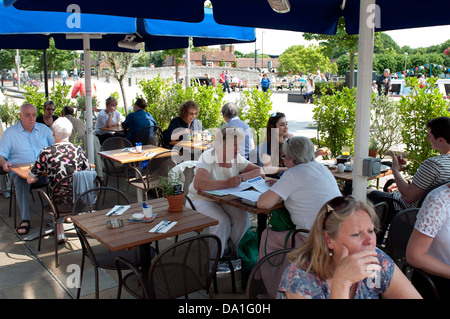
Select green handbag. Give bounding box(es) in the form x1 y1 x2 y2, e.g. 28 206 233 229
265 207 295 254
268 207 295 232
238 226 259 273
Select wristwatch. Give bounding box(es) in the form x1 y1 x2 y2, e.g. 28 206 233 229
239 174 244 182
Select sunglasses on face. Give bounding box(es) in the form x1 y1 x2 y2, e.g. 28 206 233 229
322 196 355 229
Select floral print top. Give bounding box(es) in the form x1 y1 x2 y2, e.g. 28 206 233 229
277 248 394 299
30 142 89 192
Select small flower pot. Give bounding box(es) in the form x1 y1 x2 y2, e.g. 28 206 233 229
166 192 185 212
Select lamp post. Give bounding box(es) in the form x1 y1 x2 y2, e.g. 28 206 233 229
261 31 265 72
404 52 408 74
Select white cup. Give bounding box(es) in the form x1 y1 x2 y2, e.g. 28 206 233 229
143 205 153 218
337 163 345 172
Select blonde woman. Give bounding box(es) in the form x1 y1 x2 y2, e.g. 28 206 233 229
188 126 264 257
277 196 422 299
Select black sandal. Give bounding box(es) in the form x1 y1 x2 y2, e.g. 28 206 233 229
17 220 30 235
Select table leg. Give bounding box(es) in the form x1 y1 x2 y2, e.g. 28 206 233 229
257 214 267 247
135 170 144 202
139 243 152 295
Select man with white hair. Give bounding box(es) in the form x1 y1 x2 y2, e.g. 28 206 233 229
0 103 54 235
221 102 254 160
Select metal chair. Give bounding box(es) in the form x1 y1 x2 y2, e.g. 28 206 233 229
115 234 221 299
386 207 419 270
100 137 134 190
373 201 389 247
245 248 294 299
36 175 75 267
125 150 182 201
386 207 441 299
36 173 100 267
73 186 156 299
135 125 164 148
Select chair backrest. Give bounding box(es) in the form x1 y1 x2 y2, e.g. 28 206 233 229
100 136 133 152
245 248 294 299
373 201 389 245
135 126 164 147
169 161 197 209
72 186 130 214
50 174 75 216
144 150 182 186
417 179 450 207
387 208 419 269
148 234 221 299
100 137 134 172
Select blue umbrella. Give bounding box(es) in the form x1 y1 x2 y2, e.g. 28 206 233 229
9 0 447 200
138 7 255 51
5 0 206 22
0 2 255 165
0 1 144 165
8 0 450 34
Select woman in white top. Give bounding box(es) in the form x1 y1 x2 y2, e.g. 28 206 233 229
188 126 264 257
303 78 315 104
257 136 341 256
406 183 450 298
94 96 125 144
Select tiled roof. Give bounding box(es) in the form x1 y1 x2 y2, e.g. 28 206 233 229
235 58 280 69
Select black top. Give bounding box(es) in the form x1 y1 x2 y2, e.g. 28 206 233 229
36 115 59 127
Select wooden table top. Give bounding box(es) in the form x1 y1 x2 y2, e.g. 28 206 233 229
170 140 211 151
197 190 284 215
10 162 34 179
99 125 127 133
71 198 218 252
10 162 96 179
98 144 174 164
328 166 406 182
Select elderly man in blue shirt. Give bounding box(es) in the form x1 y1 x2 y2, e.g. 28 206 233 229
221 102 254 160
121 98 157 145
0 103 54 235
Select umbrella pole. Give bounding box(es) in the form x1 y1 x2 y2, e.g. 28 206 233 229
43 49 49 97
185 47 190 89
82 34 95 165
352 0 376 201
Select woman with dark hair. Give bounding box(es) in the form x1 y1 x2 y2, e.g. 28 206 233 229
256 112 293 177
277 196 421 299
255 112 327 178
36 100 58 127
163 100 204 147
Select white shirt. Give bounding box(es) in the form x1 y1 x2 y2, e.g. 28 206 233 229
269 161 341 230
188 148 249 202
414 183 450 265
94 110 125 135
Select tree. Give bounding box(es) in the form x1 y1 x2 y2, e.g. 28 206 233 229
99 51 137 114
278 44 336 76
22 39 76 82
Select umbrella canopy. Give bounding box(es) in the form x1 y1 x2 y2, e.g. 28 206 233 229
211 0 450 35
6 0 206 22
1 1 255 166
9 0 447 201
138 7 255 51
8 0 450 34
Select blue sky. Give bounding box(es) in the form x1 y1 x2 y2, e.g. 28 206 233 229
229 25 450 56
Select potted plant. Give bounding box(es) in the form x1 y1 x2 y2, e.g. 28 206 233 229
157 171 185 212
369 137 380 158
